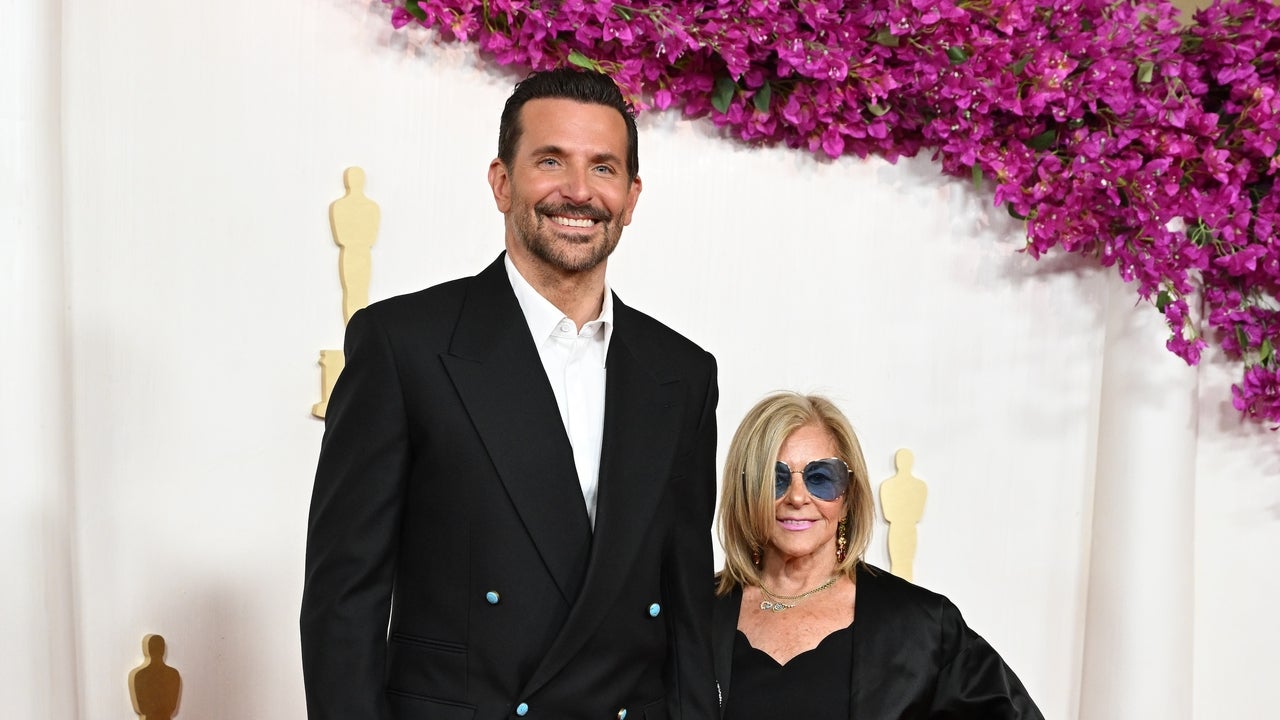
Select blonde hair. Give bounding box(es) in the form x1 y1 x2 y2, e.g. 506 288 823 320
716 392 874 596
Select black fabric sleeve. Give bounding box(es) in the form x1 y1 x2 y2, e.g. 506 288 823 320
665 354 721 720
300 308 410 720
927 599 1045 720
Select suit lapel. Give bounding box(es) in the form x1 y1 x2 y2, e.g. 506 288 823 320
522 301 685 694
849 563 893 719
712 587 742 717
591 326 683 590
441 256 592 604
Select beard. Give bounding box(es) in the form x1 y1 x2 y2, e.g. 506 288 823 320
511 199 624 274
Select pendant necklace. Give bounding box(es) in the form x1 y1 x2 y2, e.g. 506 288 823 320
758 575 839 612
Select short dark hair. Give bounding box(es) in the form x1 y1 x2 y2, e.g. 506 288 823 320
498 68 639 181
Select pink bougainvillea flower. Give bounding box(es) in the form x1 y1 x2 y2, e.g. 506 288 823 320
380 0 1280 425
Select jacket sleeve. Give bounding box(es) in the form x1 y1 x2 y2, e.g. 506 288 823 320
300 308 410 720
664 353 720 720
927 599 1045 720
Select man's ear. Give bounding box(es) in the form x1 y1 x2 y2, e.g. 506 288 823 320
620 174 642 226
488 159 512 213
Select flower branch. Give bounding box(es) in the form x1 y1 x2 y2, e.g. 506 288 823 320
383 0 1280 424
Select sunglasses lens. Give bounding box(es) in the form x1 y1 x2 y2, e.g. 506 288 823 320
803 459 849 501
774 462 791 499
773 459 850 501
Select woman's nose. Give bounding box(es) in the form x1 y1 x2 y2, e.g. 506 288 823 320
784 473 810 503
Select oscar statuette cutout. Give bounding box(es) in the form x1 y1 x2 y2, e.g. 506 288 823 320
879 448 928 581
128 634 181 720
313 167 380 418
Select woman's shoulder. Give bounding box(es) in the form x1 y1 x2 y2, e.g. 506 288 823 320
855 563 961 624
860 565 1045 717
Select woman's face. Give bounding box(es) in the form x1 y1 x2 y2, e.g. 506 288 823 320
766 424 847 563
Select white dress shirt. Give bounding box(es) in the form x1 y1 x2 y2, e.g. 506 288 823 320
505 256 611 528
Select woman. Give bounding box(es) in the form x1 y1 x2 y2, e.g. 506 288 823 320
714 392 1043 719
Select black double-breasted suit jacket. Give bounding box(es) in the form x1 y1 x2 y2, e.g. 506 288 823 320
301 255 719 720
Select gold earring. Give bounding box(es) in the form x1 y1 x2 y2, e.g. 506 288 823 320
836 517 848 563
751 546 761 566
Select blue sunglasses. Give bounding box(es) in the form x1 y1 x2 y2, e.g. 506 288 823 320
774 458 851 502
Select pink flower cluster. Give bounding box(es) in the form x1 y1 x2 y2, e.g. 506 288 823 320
386 0 1280 425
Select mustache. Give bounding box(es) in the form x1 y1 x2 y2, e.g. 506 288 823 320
536 202 611 223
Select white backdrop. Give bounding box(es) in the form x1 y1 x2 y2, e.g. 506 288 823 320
4 0 1278 718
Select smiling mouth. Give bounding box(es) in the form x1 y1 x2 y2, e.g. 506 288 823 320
778 519 816 531
538 202 609 229
548 215 598 228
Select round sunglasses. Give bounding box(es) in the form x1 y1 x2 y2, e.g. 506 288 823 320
774 458 851 502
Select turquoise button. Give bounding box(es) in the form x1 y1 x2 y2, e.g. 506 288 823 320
515 702 529 716
648 603 661 617
485 591 500 605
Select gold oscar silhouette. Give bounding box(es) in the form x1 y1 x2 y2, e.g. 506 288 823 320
332 167 381 323
128 634 181 720
314 167 380 418
879 448 927 582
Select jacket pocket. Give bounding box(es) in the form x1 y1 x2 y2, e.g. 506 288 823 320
386 633 468 704
385 689 476 720
640 697 668 720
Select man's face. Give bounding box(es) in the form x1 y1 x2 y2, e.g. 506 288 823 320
488 98 642 277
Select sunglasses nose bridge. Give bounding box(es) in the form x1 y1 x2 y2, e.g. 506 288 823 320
785 473 812 503
775 466 815 503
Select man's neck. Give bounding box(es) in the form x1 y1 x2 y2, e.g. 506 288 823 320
509 255 607 330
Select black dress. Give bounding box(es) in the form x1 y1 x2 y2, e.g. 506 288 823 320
723 624 853 720
712 564 1045 719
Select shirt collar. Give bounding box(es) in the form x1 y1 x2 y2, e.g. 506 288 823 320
505 254 614 362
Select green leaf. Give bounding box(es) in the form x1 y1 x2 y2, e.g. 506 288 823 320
712 76 737 114
753 82 772 113
1137 61 1155 84
1189 220 1210 246
1007 54 1033 76
1007 203 1029 221
567 50 597 70
1262 338 1275 364
871 29 900 47
405 1 427 20
1156 290 1172 312
613 5 633 21
946 46 970 64
866 102 889 117
1028 129 1058 150
1237 326 1250 351
971 164 984 191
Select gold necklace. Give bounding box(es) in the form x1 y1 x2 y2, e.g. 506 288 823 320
758 575 839 612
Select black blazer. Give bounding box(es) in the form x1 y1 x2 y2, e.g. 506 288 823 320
713 564 1044 719
301 255 719 720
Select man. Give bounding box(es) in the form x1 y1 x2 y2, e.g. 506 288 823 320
300 69 720 720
